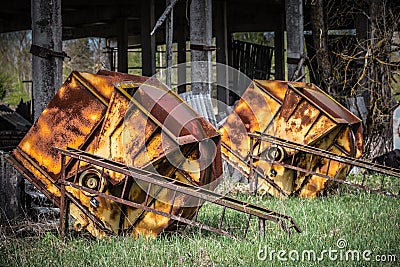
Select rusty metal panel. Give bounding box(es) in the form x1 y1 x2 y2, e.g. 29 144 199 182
11 71 117 199
220 80 363 198
220 81 282 177
79 80 222 236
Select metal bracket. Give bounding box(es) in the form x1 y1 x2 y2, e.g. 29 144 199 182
190 44 217 51
286 57 301 64
30 44 70 61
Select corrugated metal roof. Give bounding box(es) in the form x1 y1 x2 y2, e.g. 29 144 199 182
0 105 31 131
179 92 217 127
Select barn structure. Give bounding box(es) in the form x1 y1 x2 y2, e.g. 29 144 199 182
0 0 382 221
1 0 321 119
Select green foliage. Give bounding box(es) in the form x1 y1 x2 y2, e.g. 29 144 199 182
63 38 105 79
1 80 30 106
0 71 10 100
0 31 31 107
232 32 274 46
1 80 30 107
128 46 142 76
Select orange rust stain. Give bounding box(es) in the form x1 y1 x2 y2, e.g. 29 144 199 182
69 203 107 238
254 80 288 102
336 127 352 155
133 200 172 237
79 72 115 101
18 74 108 179
220 80 363 198
304 116 336 145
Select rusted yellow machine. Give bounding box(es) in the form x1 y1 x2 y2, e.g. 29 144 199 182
220 80 364 198
7 70 398 239
8 70 223 237
7 71 301 238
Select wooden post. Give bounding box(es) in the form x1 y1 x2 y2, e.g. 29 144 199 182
356 13 368 41
165 0 173 87
355 11 369 106
141 0 156 76
118 18 128 73
190 0 212 95
177 17 187 94
285 0 304 81
274 17 285 80
31 0 62 121
215 0 229 115
0 153 24 223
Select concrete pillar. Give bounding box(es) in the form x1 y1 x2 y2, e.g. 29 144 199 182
118 18 128 73
141 0 156 76
215 0 229 114
285 0 304 81
190 0 212 95
31 0 63 121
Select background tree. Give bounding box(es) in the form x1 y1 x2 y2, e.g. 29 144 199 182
307 0 400 158
0 31 32 106
0 72 10 100
0 34 107 107
63 38 106 79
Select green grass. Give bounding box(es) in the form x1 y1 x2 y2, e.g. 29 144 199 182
1 189 399 266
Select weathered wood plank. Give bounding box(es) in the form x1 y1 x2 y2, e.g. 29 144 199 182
0 153 23 223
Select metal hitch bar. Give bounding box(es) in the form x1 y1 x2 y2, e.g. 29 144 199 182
248 132 400 198
56 147 301 239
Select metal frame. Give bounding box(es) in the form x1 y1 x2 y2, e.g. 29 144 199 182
56 147 301 239
221 143 288 197
248 132 400 198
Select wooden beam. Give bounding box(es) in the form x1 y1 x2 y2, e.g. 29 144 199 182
274 17 285 80
165 0 173 87
177 17 187 94
118 18 128 73
0 15 30 33
62 22 125 40
62 6 140 28
227 3 282 33
0 155 24 222
141 0 156 76
356 13 368 41
215 0 229 114
228 23 281 33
